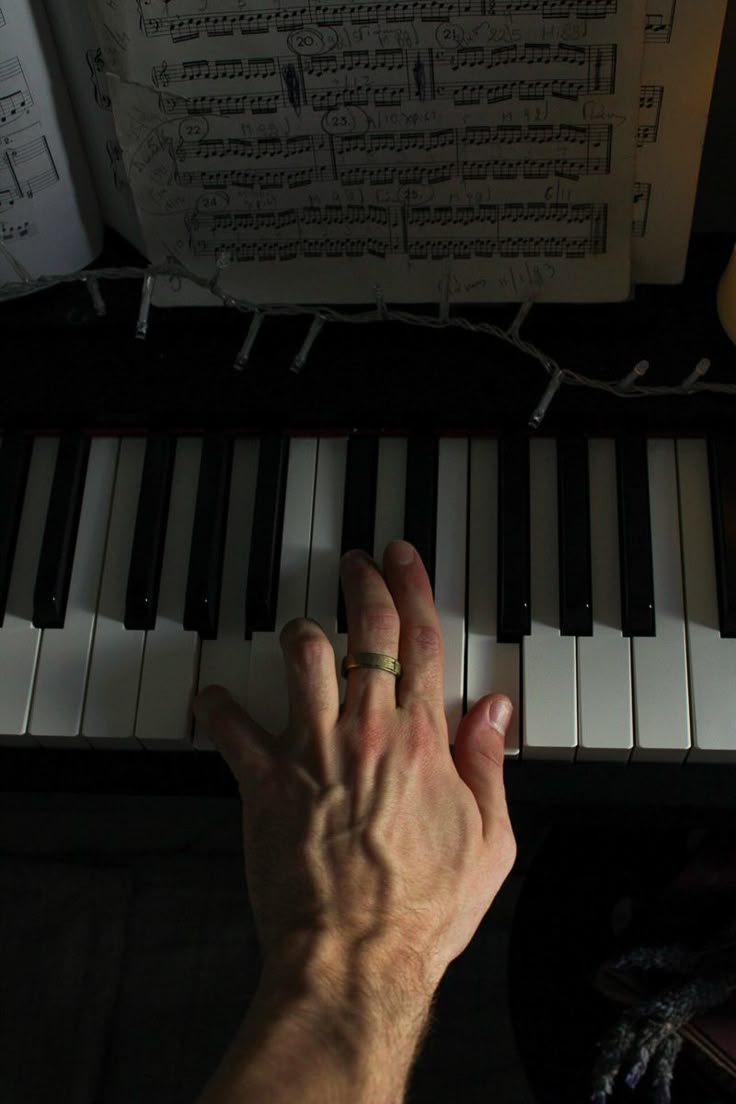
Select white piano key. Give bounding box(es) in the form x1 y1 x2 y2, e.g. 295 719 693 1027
435 438 467 743
523 438 577 759
29 438 119 745
467 439 520 757
677 438 736 762
247 438 317 735
306 437 348 706
135 438 202 751
631 439 690 761
82 438 146 748
576 439 634 761
194 438 259 751
373 436 407 568
0 437 57 744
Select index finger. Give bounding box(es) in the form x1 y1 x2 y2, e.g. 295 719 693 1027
382 540 445 714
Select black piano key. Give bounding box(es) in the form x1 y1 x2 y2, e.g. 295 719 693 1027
125 435 176 630
708 436 736 637
337 435 379 634
33 435 90 628
616 436 655 636
403 435 438 591
497 436 531 643
183 436 234 639
245 436 290 639
0 435 32 627
557 435 593 636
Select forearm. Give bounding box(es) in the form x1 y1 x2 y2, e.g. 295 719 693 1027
196 941 436 1104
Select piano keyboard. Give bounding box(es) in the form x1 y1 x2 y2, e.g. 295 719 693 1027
1 433 735 763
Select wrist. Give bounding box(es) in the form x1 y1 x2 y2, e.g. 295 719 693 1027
261 927 437 1017
197 931 436 1104
259 937 435 1101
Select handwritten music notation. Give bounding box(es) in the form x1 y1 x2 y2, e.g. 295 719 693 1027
86 48 112 110
0 58 33 126
142 0 619 44
0 134 60 211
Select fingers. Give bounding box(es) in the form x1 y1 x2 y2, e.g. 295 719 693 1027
279 618 340 741
339 549 401 714
453 693 515 850
193 685 274 789
382 540 445 713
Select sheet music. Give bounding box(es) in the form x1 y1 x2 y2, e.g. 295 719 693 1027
41 0 146 255
631 0 727 284
0 0 101 282
88 0 646 306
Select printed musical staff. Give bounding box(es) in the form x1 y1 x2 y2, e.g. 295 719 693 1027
637 83 663 144
632 181 651 236
645 1 677 44
0 58 33 126
173 123 612 188
0 134 59 208
142 1 619 44
151 43 615 98
0 216 35 241
186 199 607 263
90 0 651 302
154 43 616 119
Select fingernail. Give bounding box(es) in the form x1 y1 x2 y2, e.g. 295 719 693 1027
487 697 512 735
393 540 414 565
343 548 374 566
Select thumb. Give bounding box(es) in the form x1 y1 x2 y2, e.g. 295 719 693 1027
453 694 513 835
193 684 274 788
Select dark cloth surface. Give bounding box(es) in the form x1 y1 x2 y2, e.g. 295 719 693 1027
0 851 259 1104
0 859 132 1104
0 793 533 1104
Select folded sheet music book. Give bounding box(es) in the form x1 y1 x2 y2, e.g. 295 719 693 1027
0 0 727 305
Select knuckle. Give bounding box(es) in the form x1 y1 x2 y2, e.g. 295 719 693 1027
406 622 442 657
401 723 435 765
358 603 400 639
404 698 443 736
348 709 388 759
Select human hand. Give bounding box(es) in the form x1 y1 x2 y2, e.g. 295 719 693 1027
193 539 516 997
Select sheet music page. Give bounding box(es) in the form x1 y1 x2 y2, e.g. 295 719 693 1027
41 0 146 255
87 0 646 306
631 0 727 285
0 0 102 283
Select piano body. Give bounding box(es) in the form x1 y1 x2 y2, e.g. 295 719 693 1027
2 232 736 809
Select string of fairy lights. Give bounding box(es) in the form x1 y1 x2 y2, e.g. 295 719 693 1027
0 251 729 428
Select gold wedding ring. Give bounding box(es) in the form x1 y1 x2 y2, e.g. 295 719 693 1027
341 652 403 679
